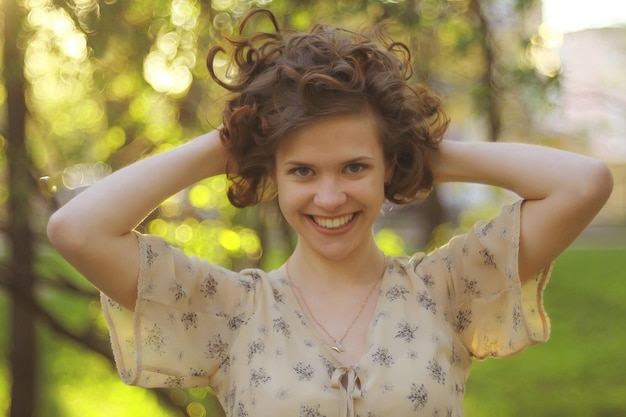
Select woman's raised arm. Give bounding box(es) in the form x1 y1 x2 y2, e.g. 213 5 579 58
432 140 613 283
47 130 228 309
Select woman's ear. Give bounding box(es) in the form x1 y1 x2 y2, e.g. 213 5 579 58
384 163 394 184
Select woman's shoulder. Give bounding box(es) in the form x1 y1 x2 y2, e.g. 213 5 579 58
232 266 285 293
384 252 445 286
392 200 523 267
135 231 280 288
386 251 437 272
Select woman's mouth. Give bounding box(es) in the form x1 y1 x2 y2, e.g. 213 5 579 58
310 213 355 229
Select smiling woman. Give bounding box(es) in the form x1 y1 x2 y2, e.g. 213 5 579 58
275 113 390 279
46 7 613 417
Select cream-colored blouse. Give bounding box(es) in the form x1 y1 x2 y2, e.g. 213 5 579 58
102 200 551 417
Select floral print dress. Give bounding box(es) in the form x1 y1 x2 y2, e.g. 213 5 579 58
102 200 551 417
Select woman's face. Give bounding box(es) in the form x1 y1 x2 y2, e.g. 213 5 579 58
274 112 391 262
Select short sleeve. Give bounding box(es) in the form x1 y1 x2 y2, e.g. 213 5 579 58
101 232 259 388
429 200 551 359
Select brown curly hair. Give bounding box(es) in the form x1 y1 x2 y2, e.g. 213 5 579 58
206 9 449 208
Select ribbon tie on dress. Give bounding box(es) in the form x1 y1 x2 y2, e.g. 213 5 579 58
330 366 362 417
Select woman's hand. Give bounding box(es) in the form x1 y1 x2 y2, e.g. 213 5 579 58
431 140 613 283
47 130 229 309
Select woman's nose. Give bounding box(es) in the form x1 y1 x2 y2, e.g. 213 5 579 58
313 177 347 210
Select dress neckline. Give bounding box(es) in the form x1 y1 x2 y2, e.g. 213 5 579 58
275 262 390 367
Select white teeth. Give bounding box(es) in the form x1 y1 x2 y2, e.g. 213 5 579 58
312 214 354 229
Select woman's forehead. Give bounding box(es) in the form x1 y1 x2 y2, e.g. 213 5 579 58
275 114 383 161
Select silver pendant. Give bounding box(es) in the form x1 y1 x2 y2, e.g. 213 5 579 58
331 341 345 353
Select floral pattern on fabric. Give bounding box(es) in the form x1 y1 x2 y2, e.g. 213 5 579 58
102 200 551 417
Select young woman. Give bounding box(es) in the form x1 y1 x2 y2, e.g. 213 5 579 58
47 9 613 417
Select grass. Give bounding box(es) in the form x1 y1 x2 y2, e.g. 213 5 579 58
465 247 626 417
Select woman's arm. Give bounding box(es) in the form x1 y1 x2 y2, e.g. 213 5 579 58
432 140 613 283
47 130 228 309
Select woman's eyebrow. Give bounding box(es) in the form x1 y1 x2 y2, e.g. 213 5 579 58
343 156 376 163
281 155 377 168
282 160 314 167
285 156 375 164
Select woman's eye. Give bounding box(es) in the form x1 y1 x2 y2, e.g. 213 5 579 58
291 167 313 177
345 163 365 174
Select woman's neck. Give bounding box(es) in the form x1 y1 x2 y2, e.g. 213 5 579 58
287 239 386 290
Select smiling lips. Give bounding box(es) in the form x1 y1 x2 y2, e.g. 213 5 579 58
310 213 355 229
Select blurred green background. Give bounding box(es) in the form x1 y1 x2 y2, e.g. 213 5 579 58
1 0 625 416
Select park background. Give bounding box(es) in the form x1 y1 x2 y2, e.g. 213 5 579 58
1 0 625 416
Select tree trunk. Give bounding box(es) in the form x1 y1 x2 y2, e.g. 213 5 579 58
3 2 38 417
469 0 502 142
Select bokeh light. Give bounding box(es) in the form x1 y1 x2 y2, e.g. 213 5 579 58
142 0 199 96
186 401 207 417
528 25 564 78
375 228 406 257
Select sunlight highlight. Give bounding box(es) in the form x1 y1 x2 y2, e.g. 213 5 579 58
543 0 626 32
530 25 563 77
142 0 199 96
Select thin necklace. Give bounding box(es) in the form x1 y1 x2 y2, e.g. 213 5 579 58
285 256 385 353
